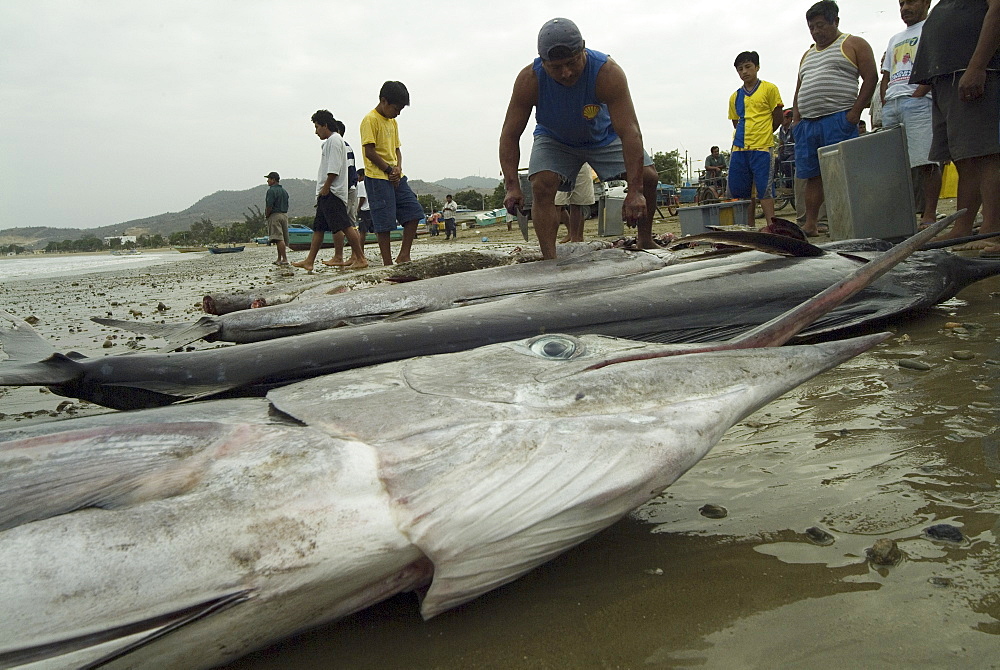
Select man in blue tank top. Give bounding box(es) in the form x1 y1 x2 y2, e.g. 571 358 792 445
500 18 659 259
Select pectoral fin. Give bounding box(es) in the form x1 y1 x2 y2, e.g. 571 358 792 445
0 590 254 669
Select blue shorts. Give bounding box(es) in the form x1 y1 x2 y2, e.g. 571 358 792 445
528 135 652 191
365 175 425 233
793 110 859 179
728 149 774 199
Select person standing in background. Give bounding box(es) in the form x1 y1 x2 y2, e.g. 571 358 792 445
910 0 1000 249
263 171 289 266
442 194 458 240
360 81 425 266
792 0 878 236
881 0 941 228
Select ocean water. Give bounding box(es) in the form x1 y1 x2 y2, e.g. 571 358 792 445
0 252 199 282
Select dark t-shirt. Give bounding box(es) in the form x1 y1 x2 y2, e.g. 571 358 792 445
911 0 1000 83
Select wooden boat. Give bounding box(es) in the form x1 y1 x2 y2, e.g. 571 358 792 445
473 208 508 228
172 246 208 253
288 224 423 250
208 246 245 254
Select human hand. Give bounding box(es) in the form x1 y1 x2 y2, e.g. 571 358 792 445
959 68 986 101
845 109 862 125
622 190 647 227
503 186 525 215
319 184 331 197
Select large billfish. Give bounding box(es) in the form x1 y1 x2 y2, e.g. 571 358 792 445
0 327 887 669
3 217 995 410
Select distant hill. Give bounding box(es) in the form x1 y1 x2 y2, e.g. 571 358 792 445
0 175 498 249
433 176 501 191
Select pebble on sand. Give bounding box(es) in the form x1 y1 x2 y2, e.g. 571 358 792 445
866 538 903 566
898 359 932 371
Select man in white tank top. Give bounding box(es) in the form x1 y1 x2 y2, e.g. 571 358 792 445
791 0 878 237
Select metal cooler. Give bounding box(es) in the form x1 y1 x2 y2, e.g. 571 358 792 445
817 124 916 241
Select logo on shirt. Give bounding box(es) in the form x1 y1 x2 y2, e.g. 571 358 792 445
582 104 601 120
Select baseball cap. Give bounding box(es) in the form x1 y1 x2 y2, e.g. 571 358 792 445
265 171 280 180
538 18 584 60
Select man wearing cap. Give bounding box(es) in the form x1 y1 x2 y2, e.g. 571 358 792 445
264 171 290 265
500 17 659 259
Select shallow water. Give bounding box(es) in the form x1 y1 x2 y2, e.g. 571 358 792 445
226 272 999 669
0 250 197 281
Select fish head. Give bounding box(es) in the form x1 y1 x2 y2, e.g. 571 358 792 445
268 332 889 619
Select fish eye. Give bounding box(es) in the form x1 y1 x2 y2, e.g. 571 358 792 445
526 335 583 360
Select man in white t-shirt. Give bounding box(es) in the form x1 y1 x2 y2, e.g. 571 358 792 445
880 0 940 226
442 194 459 240
292 110 367 272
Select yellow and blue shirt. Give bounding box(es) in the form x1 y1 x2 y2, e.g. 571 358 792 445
729 80 782 151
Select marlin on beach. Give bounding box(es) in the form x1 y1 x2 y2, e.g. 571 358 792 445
2 216 996 410
0 290 889 668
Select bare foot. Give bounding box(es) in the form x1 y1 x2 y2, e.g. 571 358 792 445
951 239 997 251
637 238 663 250
558 236 571 244
394 256 411 264
322 257 348 267
343 259 369 270
291 260 314 271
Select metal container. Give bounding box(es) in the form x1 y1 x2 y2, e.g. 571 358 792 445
677 200 752 236
817 125 916 241
597 195 625 236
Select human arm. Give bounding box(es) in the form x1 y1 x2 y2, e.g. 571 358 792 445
879 70 889 105
845 36 878 125
960 0 1000 100
771 104 784 132
318 173 335 197
363 143 394 178
500 65 536 214
386 148 402 184
597 58 648 223
264 190 274 218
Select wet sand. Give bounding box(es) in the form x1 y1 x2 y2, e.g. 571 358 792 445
2 207 998 668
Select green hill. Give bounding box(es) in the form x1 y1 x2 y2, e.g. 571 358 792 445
0 176 499 249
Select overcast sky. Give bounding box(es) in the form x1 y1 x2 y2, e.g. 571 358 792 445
0 0 909 230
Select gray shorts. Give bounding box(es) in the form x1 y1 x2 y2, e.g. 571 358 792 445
929 70 1000 163
528 135 652 191
882 94 937 168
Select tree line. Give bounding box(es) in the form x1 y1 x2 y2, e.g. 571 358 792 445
411 152 685 215
35 155 687 252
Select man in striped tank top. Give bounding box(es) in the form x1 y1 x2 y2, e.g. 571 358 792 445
792 0 878 237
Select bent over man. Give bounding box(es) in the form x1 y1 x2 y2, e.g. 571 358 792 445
500 17 659 259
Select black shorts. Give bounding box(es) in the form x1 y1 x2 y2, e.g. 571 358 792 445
930 71 1000 162
358 209 374 235
313 194 353 234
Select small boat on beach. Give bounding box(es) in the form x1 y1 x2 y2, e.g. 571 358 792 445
110 249 142 256
208 246 245 254
288 222 426 250
473 208 508 227
173 246 208 253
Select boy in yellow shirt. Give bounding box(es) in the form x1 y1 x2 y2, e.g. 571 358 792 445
360 81 425 266
728 51 783 226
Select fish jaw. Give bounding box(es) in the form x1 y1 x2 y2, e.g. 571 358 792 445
269 332 888 618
